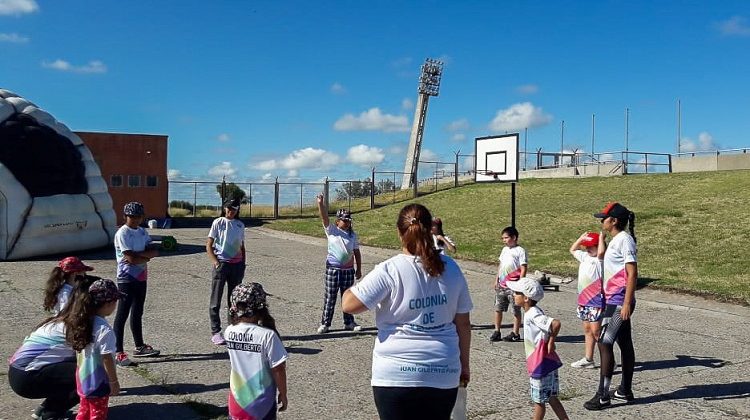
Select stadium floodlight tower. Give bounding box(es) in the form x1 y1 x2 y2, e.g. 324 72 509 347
401 58 444 191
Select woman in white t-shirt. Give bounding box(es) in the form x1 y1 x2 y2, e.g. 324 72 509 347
343 204 473 420
584 202 638 411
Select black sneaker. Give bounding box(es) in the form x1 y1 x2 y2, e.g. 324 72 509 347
612 388 635 402
132 344 161 357
502 332 521 342
584 392 611 410
489 331 502 342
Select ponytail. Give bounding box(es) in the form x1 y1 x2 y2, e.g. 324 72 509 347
255 307 279 337
397 204 445 277
628 211 637 244
43 267 66 312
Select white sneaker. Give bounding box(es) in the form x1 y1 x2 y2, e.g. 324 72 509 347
316 325 330 334
344 322 362 332
570 357 596 368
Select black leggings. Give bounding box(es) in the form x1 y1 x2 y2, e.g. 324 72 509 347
372 386 458 420
114 280 148 352
8 363 79 415
598 304 635 393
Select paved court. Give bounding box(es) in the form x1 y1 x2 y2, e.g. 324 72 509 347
1 227 748 419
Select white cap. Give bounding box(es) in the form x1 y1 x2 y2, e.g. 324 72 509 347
507 277 544 302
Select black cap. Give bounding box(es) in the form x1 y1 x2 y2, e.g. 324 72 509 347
223 197 241 210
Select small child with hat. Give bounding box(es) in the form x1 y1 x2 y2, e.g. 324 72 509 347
508 277 569 420
568 232 605 369
224 282 288 419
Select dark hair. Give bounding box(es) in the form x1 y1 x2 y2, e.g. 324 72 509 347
397 204 444 277
35 275 99 333
612 207 637 243
432 218 445 235
501 226 519 239
231 306 280 337
60 275 106 351
42 267 77 312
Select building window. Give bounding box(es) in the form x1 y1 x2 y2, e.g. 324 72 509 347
146 175 158 187
111 175 123 187
128 175 141 187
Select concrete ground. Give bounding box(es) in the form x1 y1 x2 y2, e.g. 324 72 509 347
1 227 748 419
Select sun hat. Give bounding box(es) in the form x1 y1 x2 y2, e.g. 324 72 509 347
230 282 271 318
335 208 352 221
58 256 94 273
89 278 126 305
594 202 630 220
507 277 544 302
124 201 145 216
580 232 600 248
223 197 241 210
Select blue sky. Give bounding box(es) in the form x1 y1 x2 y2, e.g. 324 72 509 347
2 0 749 184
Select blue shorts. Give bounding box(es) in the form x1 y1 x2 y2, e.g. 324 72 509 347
529 370 559 404
576 305 603 322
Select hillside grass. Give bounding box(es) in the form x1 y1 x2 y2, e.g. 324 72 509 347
267 170 750 306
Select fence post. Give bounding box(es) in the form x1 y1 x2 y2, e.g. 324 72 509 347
668 154 672 173
249 184 253 218
412 172 418 199
299 183 303 215
274 177 279 219
193 182 197 218
370 168 375 209
324 177 329 212
454 152 459 187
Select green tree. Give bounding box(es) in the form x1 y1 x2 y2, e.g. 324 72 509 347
169 200 194 213
335 179 373 201
216 183 250 204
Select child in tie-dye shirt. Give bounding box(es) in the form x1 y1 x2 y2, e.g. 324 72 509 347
225 283 288 420
508 278 569 420
66 279 125 420
568 232 605 369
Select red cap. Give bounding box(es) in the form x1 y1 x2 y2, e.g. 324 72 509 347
58 256 94 273
580 232 600 247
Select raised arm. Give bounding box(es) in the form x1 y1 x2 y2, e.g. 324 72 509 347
597 230 606 259
316 193 329 228
569 232 587 256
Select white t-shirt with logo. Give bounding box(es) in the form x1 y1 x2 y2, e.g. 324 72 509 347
114 224 151 282
603 231 637 306
208 217 246 263
497 245 527 288
350 254 473 389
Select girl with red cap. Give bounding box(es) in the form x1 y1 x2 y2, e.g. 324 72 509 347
43 256 94 315
568 232 605 369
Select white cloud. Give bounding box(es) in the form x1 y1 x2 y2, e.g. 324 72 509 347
446 118 469 132
287 169 299 177
333 107 410 133
347 144 385 167
489 102 553 132
0 32 28 43
0 0 38 15
216 133 230 142
208 161 237 177
716 15 750 37
401 98 414 111
167 169 182 180
516 84 539 95
330 82 347 95
680 132 718 152
252 147 341 171
261 173 273 181
420 148 439 162
42 59 107 74
451 133 466 142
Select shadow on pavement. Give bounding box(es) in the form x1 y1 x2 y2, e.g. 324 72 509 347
136 352 229 365
109 402 212 420
630 381 750 405
554 334 585 343
123 382 229 397
282 328 378 342
286 347 323 355
634 354 727 372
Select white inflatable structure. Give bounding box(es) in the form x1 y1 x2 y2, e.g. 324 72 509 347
0 89 116 260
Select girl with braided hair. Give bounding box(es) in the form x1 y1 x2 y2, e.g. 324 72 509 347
343 204 473 420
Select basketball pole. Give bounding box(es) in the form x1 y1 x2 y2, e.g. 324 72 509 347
511 182 516 228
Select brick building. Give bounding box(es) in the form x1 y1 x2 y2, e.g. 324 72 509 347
76 132 168 223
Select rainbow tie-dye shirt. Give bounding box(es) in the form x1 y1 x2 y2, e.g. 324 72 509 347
522 306 559 378
114 224 152 282
324 225 358 269
225 323 288 420
573 250 603 308
208 217 246 263
602 231 637 306
76 316 116 398
9 321 74 371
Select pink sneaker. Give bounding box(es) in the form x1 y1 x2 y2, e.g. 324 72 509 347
211 333 226 346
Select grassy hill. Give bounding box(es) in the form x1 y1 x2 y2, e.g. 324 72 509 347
267 170 750 306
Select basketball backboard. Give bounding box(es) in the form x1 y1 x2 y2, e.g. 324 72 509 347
474 133 519 182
